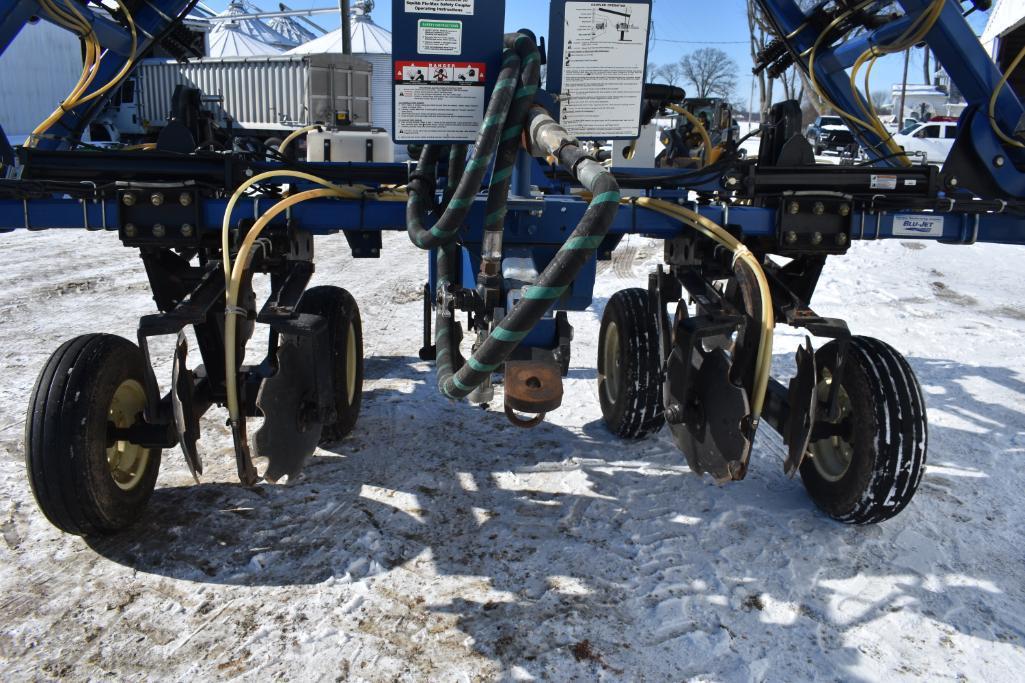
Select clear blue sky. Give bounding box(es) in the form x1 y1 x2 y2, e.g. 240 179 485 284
205 0 993 108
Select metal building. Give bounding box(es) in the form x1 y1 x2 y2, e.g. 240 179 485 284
0 19 80 140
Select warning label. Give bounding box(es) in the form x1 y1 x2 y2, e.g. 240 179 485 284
394 61 487 141
560 1 650 139
417 19 462 55
405 0 473 15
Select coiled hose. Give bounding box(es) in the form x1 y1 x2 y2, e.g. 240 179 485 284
433 107 621 400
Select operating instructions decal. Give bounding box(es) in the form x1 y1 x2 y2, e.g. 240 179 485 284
560 1 650 138
405 0 473 15
394 61 487 141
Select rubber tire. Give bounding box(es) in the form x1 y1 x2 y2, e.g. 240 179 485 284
597 288 664 439
297 286 364 442
799 336 927 524
25 334 161 536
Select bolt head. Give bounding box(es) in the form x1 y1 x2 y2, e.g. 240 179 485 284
152 223 166 238
785 231 799 244
788 201 800 215
726 176 739 187
838 203 851 217
123 223 137 237
836 233 848 246
811 232 823 245
813 201 826 216
150 192 164 207
244 168 254 177
180 223 194 237
179 192 192 207
948 176 959 187
122 192 136 207
994 155 1006 168
665 403 685 424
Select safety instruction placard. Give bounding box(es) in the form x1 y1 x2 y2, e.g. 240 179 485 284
394 61 487 141
405 0 474 15
560 1 650 139
418 19 462 55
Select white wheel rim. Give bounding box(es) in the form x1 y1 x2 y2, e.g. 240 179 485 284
602 321 621 404
106 379 150 491
809 369 855 482
345 322 357 405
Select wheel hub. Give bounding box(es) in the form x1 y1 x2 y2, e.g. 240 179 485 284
808 369 855 482
106 379 150 491
602 320 621 404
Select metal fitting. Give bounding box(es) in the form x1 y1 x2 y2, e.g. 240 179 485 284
994 155 1006 168
838 204 851 217
179 192 192 207
150 192 164 207
811 232 823 245
122 192 137 207
664 403 685 425
835 233 848 246
123 223 137 238
152 223 166 238
812 202 825 216
785 231 798 244
180 223 194 238
788 201 800 215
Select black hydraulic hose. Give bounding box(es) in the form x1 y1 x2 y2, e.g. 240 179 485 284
405 42 523 250
480 37 542 267
437 108 621 399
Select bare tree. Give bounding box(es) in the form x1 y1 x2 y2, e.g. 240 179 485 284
653 63 684 88
680 48 738 99
747 0 819 118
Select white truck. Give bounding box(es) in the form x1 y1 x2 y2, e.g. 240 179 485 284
892 119 959 164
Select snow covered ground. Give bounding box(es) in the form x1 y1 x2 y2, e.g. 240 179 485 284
1 228 1024 681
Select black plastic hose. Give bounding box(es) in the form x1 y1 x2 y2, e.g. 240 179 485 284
437 108 621 399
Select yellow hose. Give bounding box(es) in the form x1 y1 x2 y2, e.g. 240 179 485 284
223 189 349 429
634 198 775 420
29 0 137 146
667 104 713 168
278 124 322 155
988 43 1025 150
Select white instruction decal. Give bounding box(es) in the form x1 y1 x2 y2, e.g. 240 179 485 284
561 1 651 139
893 214 944 237
418 19 462 55
394 61 487 141
870 174 898 190
405 0 473 15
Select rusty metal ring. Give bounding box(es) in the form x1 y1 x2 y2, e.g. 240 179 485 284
504 405 546 429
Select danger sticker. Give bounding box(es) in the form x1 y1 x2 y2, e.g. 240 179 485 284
418 19 462 55
893 214 944 237
405 0 473 15
394 61 487 141
395 61 485 85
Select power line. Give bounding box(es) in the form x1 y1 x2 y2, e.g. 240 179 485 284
654 37 750 45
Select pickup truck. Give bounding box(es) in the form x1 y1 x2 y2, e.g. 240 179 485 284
806 115 856 155
892 119 958 164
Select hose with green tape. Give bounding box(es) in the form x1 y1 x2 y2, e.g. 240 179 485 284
405 40 524 250
436 107 621 400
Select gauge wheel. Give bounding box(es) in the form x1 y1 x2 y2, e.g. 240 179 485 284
297 286 364 442
800 336 927 524
25 334 161 536
597 288 664 438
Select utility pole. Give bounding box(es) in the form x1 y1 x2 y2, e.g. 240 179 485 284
339 0 352 55
897 48 910 128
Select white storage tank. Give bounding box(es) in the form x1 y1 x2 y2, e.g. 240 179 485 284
288 1 405 161
306 129 395 163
